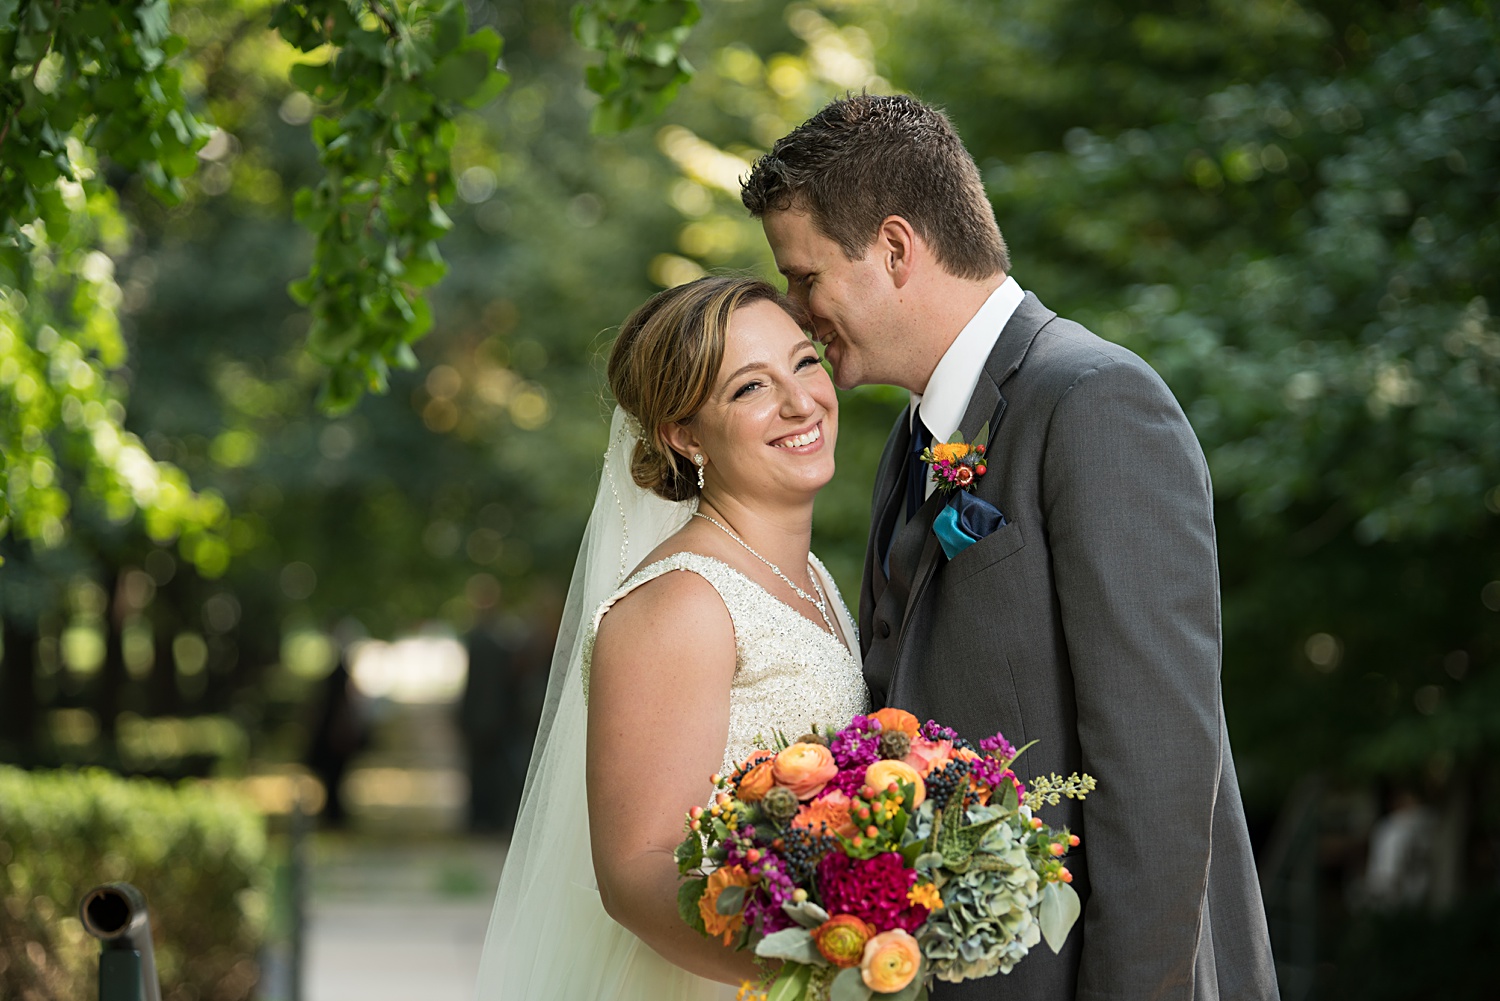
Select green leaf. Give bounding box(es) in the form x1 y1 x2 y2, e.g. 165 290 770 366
715 883 746 915
429 0 468 57
674 834 703 875
830 967 872 1001
754 927 825 965
462 67 510 109
287 276 318 306
974 420 991 450
677 877 708 936
401 255 447 287
1000 778 1019 812
572 4 601 48
425 47 492 103
1039 881 1081 954
318 367 364 415
289 62 337 99
780 899 830 929
765 963 813 1001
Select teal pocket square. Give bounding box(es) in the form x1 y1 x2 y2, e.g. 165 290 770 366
934 491 1008 560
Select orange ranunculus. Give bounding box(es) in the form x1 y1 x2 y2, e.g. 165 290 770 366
736 750 776 802
861 928 922 993
864 759 925 808
699 865 752 945
772 742 838 800
869 708 920 738
793 789 857 839
812 914 875 968
903 736 953 777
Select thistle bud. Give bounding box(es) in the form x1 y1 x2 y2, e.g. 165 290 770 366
796 732 829 747
878 729 912 760
763 786 800 822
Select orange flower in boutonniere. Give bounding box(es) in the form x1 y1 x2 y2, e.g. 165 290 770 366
920 421 990 496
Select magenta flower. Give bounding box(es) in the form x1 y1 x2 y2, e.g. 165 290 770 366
816 852 928 933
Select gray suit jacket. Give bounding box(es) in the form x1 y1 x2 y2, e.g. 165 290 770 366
858 293 1277 1000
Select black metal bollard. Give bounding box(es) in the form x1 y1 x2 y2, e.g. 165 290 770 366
80 883 164 1001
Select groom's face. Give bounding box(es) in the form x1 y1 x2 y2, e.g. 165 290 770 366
762 208 894 391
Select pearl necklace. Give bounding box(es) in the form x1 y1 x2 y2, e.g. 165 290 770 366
692 513 836 634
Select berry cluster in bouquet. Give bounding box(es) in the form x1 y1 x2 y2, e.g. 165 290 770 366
675 708 1096 1001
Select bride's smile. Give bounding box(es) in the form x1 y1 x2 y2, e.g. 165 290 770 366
770 421 822 451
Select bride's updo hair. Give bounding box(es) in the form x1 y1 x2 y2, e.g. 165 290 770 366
608 275 809 501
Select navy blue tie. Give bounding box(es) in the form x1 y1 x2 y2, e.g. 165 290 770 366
905 416 933 522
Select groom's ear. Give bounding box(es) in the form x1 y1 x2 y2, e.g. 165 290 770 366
875 215 919 289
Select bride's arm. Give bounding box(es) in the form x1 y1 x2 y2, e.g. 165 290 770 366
586 570 763 986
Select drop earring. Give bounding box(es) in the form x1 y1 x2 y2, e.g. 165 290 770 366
693 453 706 490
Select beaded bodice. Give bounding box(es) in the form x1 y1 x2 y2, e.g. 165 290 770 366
585 551 869 775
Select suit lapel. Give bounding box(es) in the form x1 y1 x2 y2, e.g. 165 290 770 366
899 292 1055 624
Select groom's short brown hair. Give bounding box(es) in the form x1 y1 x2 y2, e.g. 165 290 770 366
741 94 1009 280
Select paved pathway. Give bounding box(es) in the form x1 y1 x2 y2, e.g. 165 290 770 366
301 835 508 1001
297 699 511 1001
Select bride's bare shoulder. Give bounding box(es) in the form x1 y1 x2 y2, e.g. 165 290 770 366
595 552 733 659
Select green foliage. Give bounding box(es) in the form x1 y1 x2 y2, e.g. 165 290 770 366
0 0 230 570
0 765 269 1001
573 0 701 133
676 874 708 935
272 0 509 412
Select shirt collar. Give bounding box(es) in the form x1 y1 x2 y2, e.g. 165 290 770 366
911 276 1025 441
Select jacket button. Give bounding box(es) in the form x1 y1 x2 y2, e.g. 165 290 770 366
877 621 891 639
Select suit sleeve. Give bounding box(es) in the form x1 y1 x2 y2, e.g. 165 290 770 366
1041 357 1223 1000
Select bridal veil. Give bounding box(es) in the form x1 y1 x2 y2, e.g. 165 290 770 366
472 406 733 1000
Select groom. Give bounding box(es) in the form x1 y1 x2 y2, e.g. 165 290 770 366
743 95 1277 1000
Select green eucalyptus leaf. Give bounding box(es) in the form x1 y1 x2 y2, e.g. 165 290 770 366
714 883 746 916
755 927 826 965
1039 881 1081 954
766 963 813 1001
830 967 872 1001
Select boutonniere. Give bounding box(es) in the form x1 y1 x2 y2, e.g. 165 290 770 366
920 421 990 495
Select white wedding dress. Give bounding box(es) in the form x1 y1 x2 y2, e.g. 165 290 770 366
473 409 870 1001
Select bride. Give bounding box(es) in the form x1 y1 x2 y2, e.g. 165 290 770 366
473 275 870 998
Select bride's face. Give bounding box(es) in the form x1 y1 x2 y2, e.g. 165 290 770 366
676 299 838 503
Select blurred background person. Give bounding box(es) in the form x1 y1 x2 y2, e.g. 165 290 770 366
459 575 525 835
304 620 372 829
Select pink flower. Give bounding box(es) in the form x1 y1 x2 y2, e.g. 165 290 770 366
903 736 953 777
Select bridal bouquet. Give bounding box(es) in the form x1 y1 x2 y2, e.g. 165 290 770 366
675 709 1096 1001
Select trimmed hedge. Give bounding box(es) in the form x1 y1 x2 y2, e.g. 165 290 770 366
0 766 268 1001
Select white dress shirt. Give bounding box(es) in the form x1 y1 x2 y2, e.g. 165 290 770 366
911 276 1025 498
